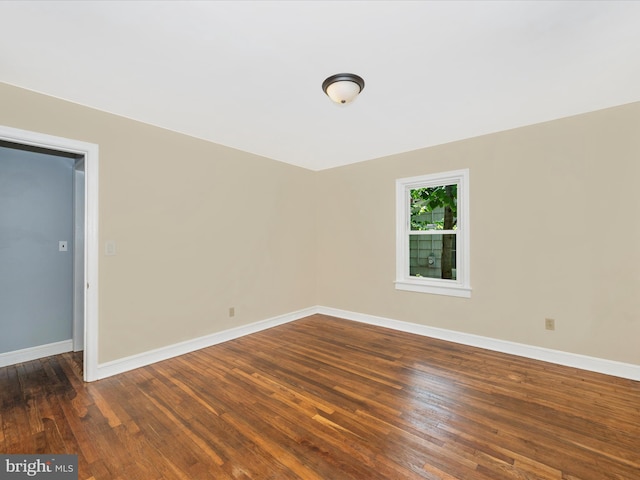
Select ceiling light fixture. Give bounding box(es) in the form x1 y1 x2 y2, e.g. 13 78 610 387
322 73 365 105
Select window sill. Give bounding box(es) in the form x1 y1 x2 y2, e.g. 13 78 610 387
394 280 471 298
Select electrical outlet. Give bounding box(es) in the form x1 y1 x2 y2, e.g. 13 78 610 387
229 307 235 318
545 318 555 331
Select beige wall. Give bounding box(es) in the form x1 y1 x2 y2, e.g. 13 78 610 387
2 82 638 367
0 83 317 363
316 101 640 365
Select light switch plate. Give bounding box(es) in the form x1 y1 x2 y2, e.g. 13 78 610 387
105 240 117 256
59 241 68 252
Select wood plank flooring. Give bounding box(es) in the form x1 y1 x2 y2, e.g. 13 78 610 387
1 314 639 479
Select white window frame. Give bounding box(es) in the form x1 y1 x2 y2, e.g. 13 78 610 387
395 169 471 298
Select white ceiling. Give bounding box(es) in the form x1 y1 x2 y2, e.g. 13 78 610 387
1 1 639 171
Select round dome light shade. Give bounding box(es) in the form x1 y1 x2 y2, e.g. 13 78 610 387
322 73 365 104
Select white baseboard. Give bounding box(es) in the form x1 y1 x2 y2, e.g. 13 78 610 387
0 339 73 367
92 305 640 382
315 306 640 382
95 306 317 380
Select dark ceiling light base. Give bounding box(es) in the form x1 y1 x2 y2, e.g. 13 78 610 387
322 73 365 105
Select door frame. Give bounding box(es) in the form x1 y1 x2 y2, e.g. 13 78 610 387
73 160 85 352
0 125 99 381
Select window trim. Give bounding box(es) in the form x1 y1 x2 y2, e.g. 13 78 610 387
395 169 471 298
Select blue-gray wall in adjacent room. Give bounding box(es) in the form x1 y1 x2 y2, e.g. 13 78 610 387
0 146 74 354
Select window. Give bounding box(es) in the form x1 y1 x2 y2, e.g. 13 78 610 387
395 169 470 297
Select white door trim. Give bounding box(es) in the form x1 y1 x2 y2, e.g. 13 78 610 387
0 125 99 381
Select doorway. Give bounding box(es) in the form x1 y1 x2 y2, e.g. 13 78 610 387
0 125 99 381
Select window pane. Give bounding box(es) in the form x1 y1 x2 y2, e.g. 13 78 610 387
409 234 457 280
410 184 457 231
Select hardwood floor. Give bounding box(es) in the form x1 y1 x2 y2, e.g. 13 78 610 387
1 314 639 479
